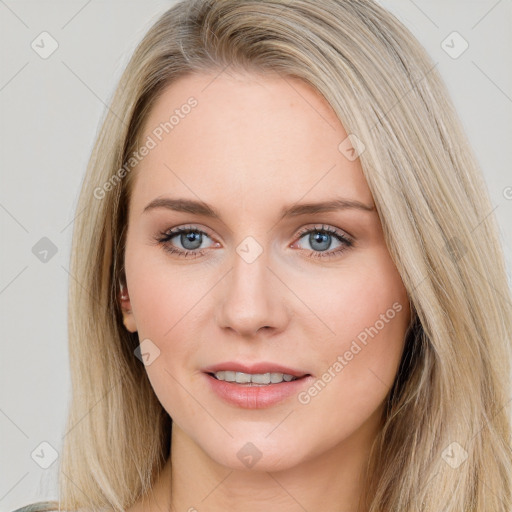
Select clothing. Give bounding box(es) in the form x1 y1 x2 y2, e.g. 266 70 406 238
11 501 59 512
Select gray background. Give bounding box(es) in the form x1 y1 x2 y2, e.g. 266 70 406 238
1 0 511 510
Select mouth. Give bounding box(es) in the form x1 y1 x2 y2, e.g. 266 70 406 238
207 370 308 385
202 361 311 384
202 361 312 408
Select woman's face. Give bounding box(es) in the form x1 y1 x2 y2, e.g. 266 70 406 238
121 71 411 472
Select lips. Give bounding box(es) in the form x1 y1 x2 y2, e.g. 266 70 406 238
202 361 310 378
202 361 313 409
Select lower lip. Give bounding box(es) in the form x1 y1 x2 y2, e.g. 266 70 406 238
204 373 313 409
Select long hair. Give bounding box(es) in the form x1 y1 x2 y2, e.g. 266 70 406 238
50 0 512 510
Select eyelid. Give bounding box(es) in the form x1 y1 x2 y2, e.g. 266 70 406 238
294 223 353 242
162 224 217 240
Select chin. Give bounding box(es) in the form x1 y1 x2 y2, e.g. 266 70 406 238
200 433 311 473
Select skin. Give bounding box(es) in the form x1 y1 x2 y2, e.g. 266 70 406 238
121 70 411 512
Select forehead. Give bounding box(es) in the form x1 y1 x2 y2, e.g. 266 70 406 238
129 71 373 216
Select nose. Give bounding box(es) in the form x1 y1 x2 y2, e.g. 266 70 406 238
215 245 290 339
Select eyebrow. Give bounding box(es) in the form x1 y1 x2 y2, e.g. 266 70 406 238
142 196 376 220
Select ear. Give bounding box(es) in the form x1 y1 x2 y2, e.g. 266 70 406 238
119 280 138 333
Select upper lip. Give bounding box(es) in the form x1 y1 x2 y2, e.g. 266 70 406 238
203 361 310 378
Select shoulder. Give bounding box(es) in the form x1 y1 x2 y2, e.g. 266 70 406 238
11 501 60 512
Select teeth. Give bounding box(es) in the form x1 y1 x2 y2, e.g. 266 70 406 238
235 372 252 383
251 373 271 384
212 371 298 384
224 370 235 381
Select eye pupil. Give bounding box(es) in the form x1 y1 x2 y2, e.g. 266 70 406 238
310 232 331 251
182 231 202 250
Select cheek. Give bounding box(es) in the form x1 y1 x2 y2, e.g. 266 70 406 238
335 264 408 362
124 241 203 340
299 252 409 351
124 241 220 377
124 247 207 417
296 252 410 425
294 250 410 396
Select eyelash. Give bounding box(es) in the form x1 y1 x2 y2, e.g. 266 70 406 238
155 224 354 260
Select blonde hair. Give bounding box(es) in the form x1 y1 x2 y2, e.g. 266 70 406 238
49 0 512 510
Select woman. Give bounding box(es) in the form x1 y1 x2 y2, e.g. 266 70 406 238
14 0 512 510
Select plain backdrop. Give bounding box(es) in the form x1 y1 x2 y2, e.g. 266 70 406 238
1 0 511 510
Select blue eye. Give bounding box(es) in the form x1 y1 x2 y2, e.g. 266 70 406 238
155 224 353 260
156 225 214 259
293 224 353 260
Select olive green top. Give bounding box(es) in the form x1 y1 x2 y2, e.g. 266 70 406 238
11 501 60 512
